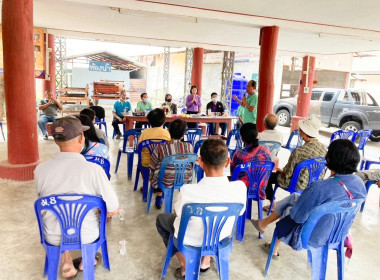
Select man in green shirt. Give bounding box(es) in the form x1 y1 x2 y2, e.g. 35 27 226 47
232 80 258 125
136 92 153 129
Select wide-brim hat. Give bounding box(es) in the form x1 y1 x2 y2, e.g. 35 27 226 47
51 116 90 142
299 115 321 138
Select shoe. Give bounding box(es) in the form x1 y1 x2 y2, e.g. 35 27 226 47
155 196 164 209
115 134 121 139
43 134 48 140
262 242 280 260
73 252 102 271
251 219 265 234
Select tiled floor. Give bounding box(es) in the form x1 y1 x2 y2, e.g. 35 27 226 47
0 110 379 279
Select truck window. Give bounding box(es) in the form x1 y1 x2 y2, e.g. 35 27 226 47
322 92 335 102
338 91 349 101
365 93 377 106
351 92 362 105
311 91 323 100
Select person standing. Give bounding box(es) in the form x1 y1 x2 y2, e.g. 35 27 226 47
136 92 153 129
232 80 258 126
185 85 202 128
37 90 63 140
206 92 227 135
112 90 131 139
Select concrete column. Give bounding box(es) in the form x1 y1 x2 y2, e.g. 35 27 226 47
45 34 56 93
0 0 39 181
256 26 279 132
291 55 316 131
191 48 204 112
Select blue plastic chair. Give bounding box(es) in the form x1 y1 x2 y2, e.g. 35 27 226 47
160 203 244 280
361 158 380 170
232 160 274 241
226 129 243 160
184 128 202 146
193 139 204 155
84 155 111 180
34 194 110 280
112 123 126 139
114 129 142 179
146 153 197 213
282 129 303 153
330 130 356 143
194 139 205 182
134 139 167 202
354 129 373 169
0 121 5 141
259 141 281 161
268 157 327 214
264 199 364 280
95 117 108 137
360 180 377 212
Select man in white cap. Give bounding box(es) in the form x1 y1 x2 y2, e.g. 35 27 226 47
34 116 119 279
263 115 327 209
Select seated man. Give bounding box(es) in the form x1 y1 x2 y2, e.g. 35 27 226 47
112 89 132 139
138 108 171 168
149 119 193 209
206 92 227 135
156 139 246 278
34 116 119 279
135 92 153 129
258 113 283 145
251 139 366 258
37 90 63 140
265 115 327 210
80 108 109 148
356 169 380 187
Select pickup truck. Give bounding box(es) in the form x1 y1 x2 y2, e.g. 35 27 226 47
273 88 380 142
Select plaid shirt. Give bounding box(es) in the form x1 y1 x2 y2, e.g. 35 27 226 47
230 145 271 199
149 140 194 189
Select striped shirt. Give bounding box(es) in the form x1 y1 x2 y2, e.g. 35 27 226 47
149 140 194 189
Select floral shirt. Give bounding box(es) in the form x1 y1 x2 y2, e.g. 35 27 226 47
84 141 109 160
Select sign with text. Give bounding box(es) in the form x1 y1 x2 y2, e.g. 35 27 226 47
89 61 112 72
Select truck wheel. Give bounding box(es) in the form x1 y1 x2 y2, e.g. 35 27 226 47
277 109 291 127
369 131 380 142
341 121 361 132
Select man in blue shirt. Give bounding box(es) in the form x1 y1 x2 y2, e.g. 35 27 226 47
112 90 131 139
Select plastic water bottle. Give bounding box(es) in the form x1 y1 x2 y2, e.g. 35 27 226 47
119 205 125 221
119 239 127 255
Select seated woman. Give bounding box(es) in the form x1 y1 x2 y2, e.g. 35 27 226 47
149 119 193 209
251 139 367 258
230 123 271 199
76 114 109 160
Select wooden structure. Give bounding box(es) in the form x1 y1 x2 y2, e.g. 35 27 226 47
58 85 90 115
92 80 124 101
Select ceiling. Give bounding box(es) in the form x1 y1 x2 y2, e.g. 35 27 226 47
27 0 380 55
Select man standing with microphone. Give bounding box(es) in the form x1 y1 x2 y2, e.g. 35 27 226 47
232 80 258 127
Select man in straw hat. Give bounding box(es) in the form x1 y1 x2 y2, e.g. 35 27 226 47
34 116 119 279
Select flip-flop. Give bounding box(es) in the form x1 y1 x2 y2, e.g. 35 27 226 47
261 242 280 260
263 205 270 212
62 267 78 280
251 219 265 234
174 267 185 279
73 252 102 271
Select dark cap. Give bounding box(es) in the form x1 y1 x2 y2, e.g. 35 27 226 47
51 116 90 142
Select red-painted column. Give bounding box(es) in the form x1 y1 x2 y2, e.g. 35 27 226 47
256 26 279 132
45 34 56 93
191 48 204 113
0 0 39 180
291 56 316 131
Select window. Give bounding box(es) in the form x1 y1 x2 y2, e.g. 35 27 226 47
351 92 362 105
365 93 377 106
322 92 335 102
311 91 323 100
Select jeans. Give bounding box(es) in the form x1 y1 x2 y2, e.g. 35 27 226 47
274 193 300 218
209 123 227 136
38 115 57 135
265 172 279 201
156 213 178 256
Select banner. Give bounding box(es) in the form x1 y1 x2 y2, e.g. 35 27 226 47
89 61 112 72
0 25 46 78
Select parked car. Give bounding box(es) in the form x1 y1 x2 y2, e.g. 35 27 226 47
273 88 380 142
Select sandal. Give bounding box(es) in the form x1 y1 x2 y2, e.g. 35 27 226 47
263 205 270 212
261 242 280 260
73 252 102 271
174 267 185 279
62 267 78 279
251 219 265 234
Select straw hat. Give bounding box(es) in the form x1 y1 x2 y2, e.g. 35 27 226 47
298 115 321 138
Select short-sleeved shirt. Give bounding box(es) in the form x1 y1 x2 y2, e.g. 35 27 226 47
136 101 153 112
39 99 59 116
258 129 284 145
173 176 246 246
83 141 110 160
242 93 258 124
34 152 119 246
112 99 131 118
138 127 171 167
206 101 224 113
